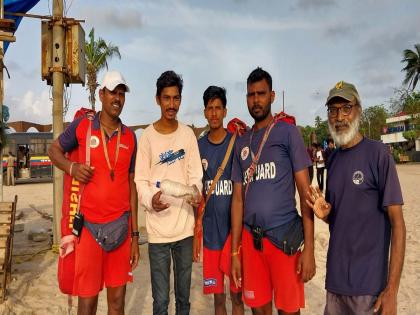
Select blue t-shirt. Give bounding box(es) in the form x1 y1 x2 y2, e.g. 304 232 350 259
231 121 311 230
326 137 403 296
198 132 234 250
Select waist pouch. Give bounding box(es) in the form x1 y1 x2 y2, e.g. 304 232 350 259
246 215 304 256
85 211 130 252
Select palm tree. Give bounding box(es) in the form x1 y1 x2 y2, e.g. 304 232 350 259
85 28 121 110
314 116 322 128
401 44 420 91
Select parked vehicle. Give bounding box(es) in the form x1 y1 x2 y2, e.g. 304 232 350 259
2 132 53 183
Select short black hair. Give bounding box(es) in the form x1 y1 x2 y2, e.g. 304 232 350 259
156 70 183 97
203 86 227 108
247 67 272 90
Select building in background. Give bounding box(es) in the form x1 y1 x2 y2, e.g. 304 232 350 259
381 112 420 162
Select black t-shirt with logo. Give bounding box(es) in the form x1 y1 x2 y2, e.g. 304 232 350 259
198 132 234 250
231 121 311 230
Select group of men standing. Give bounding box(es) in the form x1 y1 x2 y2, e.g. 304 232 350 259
49 68 406 315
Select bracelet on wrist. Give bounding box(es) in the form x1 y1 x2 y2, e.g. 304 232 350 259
69 162 76 177
231 245 241 257
131 231 140 237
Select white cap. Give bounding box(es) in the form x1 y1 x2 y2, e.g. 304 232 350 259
99 71 130 92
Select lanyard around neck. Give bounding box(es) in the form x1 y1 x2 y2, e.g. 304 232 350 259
100 122 121 181
249 118 275 161
245 118 276 196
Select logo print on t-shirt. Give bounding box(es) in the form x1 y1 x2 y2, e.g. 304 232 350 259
90 136 100 148
201 158 208 171
157 149 185 165
352 170 364 185
241 146 250 161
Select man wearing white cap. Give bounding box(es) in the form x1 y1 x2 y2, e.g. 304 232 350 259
49 70 139 315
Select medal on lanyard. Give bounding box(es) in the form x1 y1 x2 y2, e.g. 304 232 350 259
100 123 121 181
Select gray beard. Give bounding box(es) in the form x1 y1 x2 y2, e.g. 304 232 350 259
328 115 361 147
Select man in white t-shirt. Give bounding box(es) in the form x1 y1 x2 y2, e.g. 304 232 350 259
135 70 203 315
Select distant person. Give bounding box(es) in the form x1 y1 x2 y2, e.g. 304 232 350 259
307 143 316 184
18 146 25 169
6 152 16 186
49 70 139 315
315 144 325 190
323 139 335 168
323 139 335 188
135 70 203 315
25 148 30 168
306 81 406 315
195 86 244 314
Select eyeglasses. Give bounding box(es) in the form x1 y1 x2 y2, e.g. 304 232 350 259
327 104 355 117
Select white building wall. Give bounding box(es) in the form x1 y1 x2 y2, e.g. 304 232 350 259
381 132 407 144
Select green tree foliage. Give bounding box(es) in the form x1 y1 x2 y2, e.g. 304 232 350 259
311 115 330 145
85 28 121 110
360 105 388 140
402 91 420 115
401 44 420 91
402 130 417 141
390 88 420 115
299 125 316 146
315 119 330 145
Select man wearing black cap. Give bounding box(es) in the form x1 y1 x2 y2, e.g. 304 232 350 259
307 81 406 315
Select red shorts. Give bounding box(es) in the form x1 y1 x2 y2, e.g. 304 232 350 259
72 225 133 297
242 228 304 312
203 235 241 295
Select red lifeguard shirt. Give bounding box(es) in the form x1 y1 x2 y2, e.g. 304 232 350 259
59 112 137 223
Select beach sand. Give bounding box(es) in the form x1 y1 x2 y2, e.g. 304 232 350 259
0 164 418 314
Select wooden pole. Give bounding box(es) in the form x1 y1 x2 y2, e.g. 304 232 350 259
52 0 64 245
0 0 4 201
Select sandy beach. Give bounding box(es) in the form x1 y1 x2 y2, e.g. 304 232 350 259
0 164 418 315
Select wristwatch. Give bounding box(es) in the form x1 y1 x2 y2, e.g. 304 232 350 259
131 231 140 237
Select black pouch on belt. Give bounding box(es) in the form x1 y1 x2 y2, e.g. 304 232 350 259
251 225 264 251
248 213 264 251
265 215 304 256
84 211 130 252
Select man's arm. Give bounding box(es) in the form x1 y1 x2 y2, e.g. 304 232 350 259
374 204 406 315
48 139 73 174
48 139 93 183
129 173 140 270
231 182 243 288
295 168 316 283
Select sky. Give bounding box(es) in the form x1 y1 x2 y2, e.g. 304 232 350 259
4 0 420 130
